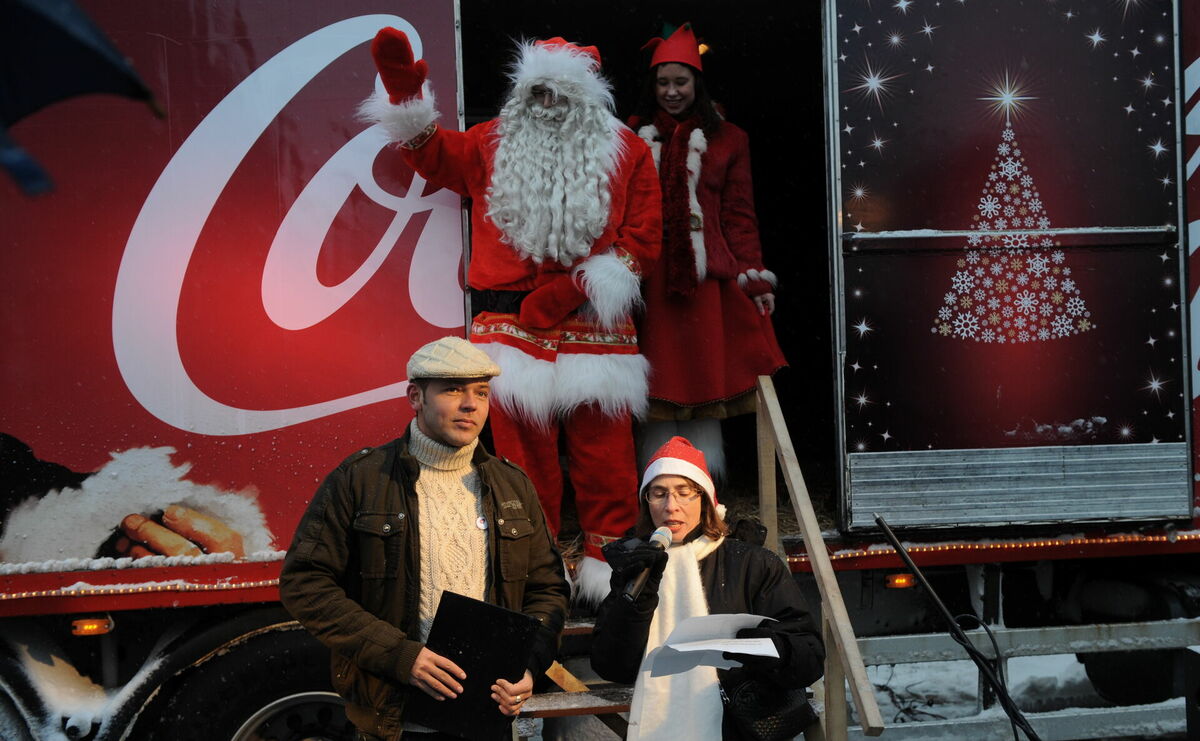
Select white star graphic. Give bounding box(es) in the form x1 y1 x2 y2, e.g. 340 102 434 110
1085 29 1106 48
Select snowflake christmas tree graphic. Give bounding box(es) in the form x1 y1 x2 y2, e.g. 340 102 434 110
932 117 1093 344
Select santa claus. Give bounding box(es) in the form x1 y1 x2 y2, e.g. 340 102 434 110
360 29 662 602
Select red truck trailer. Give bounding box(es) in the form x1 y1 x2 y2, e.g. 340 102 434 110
1 3 467 739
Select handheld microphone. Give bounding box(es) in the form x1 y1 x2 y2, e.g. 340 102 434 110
621 526 673 602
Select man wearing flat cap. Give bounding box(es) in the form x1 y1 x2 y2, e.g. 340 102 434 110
281 336 570 741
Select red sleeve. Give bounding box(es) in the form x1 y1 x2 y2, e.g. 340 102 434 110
400 122 491 199
610 134 663 276
719 127 766 272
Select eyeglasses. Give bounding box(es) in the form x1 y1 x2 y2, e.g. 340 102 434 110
646 485 702 504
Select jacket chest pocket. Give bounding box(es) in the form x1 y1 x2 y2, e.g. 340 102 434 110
352 511 406 579
496 516 533 582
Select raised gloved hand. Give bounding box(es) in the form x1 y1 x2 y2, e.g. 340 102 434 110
603 538 669 595
371 27 428 104
723 625 786 672
518 276 588 330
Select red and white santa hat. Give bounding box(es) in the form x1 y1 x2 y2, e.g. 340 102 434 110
507 36 614 110
642 23 703 71
640 436 717 506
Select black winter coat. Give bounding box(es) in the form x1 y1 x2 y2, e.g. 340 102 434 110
590 537 825 736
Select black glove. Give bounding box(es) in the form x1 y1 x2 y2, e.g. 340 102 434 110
723 625 786 672
602 538 669 594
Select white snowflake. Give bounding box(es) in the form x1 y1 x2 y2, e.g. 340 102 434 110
983 277 995 289
998 142 1011 155
1002 194 1013 203
1028 198 1043 212
987 296 1000 309
1014 290 1039 314
1052 314 1073 337
1013 149 1022 157
974 288 986 301
1003 127 1016 142
1018 330 1030 342
1038 217 1051 229
1065 296 1086 316
1002 305 1014 318
1037 328 1050 340
1014 315 1027 328
990 262 1004 275
1022 189 1033 200
1044 275 1058 290
1023 217 1035 227
1039 302 1054 316
966 250 981 264
1003 205 1015 217
1051 250 1065 263
953 312 980 338
967 234 982 246
982 328 996 342
1063 267 1072 276
1027 254 1049 276
938 306 952 320
1002 233 1030 250
988 171 1000 182
951 271 975 293
995 218 1008 229
1016 273 1029 285
1061 278 1076 292
975 303 987 316
974 266 985 277
1020 174 1033 186
998 157 1022 179
944 291 957 304
978 194 1001 218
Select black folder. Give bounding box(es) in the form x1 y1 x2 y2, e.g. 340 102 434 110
404 591 540 740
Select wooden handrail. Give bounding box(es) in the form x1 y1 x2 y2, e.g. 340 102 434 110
757 376 886 737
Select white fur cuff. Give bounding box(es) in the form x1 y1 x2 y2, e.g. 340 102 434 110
357 86 440 145
573 250 643 330
573 555 613 607
737 268 778 290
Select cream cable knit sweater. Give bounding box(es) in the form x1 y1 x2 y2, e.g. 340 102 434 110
408 421 490 643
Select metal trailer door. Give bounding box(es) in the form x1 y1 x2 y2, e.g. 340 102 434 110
822 0 1192 530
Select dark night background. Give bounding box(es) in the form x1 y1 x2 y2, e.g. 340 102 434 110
460 1 839 501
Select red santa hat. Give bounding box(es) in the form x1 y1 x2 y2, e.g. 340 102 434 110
642 23 703 71
507 36 614 110
640 436 717 506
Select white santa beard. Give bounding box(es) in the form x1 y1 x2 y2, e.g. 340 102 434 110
486 98 618 265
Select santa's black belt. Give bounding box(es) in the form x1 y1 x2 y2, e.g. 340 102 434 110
469 288 530 315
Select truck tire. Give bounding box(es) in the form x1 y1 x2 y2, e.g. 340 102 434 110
130 628 355 741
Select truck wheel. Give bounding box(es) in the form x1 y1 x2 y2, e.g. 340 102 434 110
131 628 355 741
1078 649 1180 706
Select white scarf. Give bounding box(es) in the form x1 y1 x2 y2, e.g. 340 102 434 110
626 535 725 741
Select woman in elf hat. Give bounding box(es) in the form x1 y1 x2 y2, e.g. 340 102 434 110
590 437 823 741
630 23 787 480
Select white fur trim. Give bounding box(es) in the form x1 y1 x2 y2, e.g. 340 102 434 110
357 85 439 144
508 40 614 114
0 447 275 565
640 458 716 505
738 267 779 289
475 342 650 423
685 127 708 281
638 124 662 169
573 555 613 606
573 250 642 330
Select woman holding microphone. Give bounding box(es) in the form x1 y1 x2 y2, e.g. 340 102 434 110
590 437 823 740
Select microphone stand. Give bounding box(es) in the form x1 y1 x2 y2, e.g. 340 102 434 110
873 514 1043 741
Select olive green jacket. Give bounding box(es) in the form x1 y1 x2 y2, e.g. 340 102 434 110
279 432 569 739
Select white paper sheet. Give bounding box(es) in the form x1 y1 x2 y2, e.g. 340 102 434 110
649 613 779 676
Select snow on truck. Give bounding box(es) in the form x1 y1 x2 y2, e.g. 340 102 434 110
3 1 1200 740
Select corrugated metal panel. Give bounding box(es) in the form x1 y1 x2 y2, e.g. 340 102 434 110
848 443 1190 530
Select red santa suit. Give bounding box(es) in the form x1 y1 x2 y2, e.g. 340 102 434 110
361 36 662 600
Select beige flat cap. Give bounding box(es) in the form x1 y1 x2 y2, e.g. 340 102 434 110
406 336 501 379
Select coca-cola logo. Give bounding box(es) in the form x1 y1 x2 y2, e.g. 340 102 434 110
112 15 462 435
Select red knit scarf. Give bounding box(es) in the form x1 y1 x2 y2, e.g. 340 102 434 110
650 109 703 298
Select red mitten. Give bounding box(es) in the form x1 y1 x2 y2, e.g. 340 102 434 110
371 27 428 104
518 277 588 330
737 268 778 298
